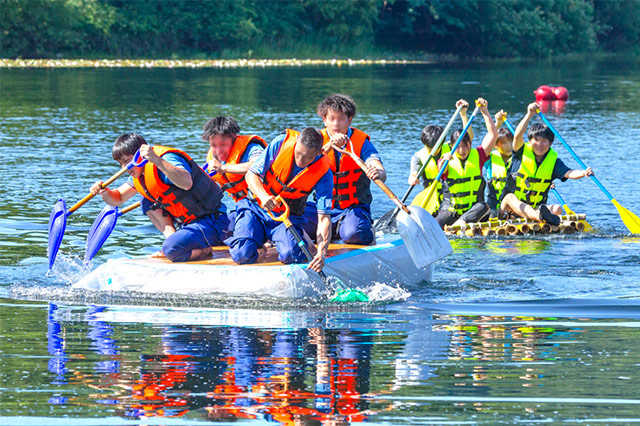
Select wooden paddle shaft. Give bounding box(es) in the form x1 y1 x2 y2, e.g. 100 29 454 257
120 201 142 215
343 150 410 214
68 166 129 214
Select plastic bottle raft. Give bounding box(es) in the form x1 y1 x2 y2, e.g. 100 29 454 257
444 214 588 237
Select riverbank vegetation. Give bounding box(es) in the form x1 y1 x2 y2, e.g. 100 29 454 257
1 0 639 60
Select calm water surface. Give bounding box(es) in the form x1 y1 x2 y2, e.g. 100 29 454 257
1 59 640 424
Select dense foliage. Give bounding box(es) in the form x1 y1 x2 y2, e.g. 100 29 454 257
1 0 639 59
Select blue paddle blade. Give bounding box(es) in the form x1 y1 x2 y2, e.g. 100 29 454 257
84 205 119 264
48 199 67 270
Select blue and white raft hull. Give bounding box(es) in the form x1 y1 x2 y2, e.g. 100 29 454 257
73 236 435 298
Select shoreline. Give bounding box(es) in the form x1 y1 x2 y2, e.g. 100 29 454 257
1 51 636 69
0 58 436 69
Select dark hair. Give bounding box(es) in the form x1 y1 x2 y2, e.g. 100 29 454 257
298 127 323 152
112 133 147 162
420 125 444 150
450 128 471 146
202 116 241 141
497 127 513 142
317 94 356 119
528 123 554 144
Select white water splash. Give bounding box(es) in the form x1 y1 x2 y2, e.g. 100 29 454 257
365 281 411 302
46 250 92 284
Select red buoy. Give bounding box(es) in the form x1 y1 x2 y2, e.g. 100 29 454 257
534 85 555 101
552 86 569 101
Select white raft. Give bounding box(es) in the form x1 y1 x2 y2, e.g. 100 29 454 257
74 236 435 298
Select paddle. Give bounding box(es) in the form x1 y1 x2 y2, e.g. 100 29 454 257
537 109 640 234
266 196 368 302
83 201 142 264
374 104 463 232
47 150 147 270
331 143 452 269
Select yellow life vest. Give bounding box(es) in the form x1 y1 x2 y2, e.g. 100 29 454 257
411 144 450 214
489 151 511 201
446 148 483 215
514 143 557 208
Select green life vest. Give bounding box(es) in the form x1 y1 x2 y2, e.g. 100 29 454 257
489 151 511 201
513 143 558 208
446 148 483 215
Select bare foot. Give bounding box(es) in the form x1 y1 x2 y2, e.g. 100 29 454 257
150 250 166 258
190 246 213 261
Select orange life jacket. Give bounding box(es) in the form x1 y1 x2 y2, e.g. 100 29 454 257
208 135 267 202
132 146 222 224
261 129 330 216
321 127 373 209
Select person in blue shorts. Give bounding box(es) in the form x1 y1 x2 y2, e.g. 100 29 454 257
225 127 333 272
201 116 267 237
90 133 229 262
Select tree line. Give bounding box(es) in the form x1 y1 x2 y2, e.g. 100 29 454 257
1 0 639 59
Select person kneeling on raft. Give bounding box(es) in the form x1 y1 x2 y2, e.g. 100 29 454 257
499 102 593 225
436 98 498 229
304 94 386 245
201 116 267 238
225 127 333 272
90 133 229 262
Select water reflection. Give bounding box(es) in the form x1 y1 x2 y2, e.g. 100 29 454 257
39 303 640 423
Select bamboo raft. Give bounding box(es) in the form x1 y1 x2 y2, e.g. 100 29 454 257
444 214 589 237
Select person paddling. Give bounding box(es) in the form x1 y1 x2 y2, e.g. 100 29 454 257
201 116 267 236
483 110 511 218
304 94 385 245
90 133 229 262
436 98 498 229
226 127 333 272
499 102 593 225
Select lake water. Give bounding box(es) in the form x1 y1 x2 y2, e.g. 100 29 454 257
1 59 640 424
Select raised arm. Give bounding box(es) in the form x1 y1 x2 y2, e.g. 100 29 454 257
513 102 538 151
478 98 498 156
457 99 474 141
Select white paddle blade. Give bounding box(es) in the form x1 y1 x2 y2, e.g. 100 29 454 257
397 205 453 269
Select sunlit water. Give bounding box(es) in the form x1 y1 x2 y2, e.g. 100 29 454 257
1 59 640 424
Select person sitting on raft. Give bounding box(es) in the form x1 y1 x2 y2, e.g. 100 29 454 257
304 94 385 245
483 110 511 218
201 116 267 234
90 133 229 262
436 98 498 229
499 102 593 225
225 127 333 273
408 124 446 216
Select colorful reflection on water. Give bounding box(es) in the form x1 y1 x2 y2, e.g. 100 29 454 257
14 301 636 424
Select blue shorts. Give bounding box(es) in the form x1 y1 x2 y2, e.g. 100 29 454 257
161 211 229 262
304 203 374 245
225 198 310 265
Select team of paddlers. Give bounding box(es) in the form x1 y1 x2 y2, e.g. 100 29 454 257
90 94 593 269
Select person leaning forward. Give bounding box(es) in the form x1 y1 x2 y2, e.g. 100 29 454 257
90 133 229 262
225 127 334 272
